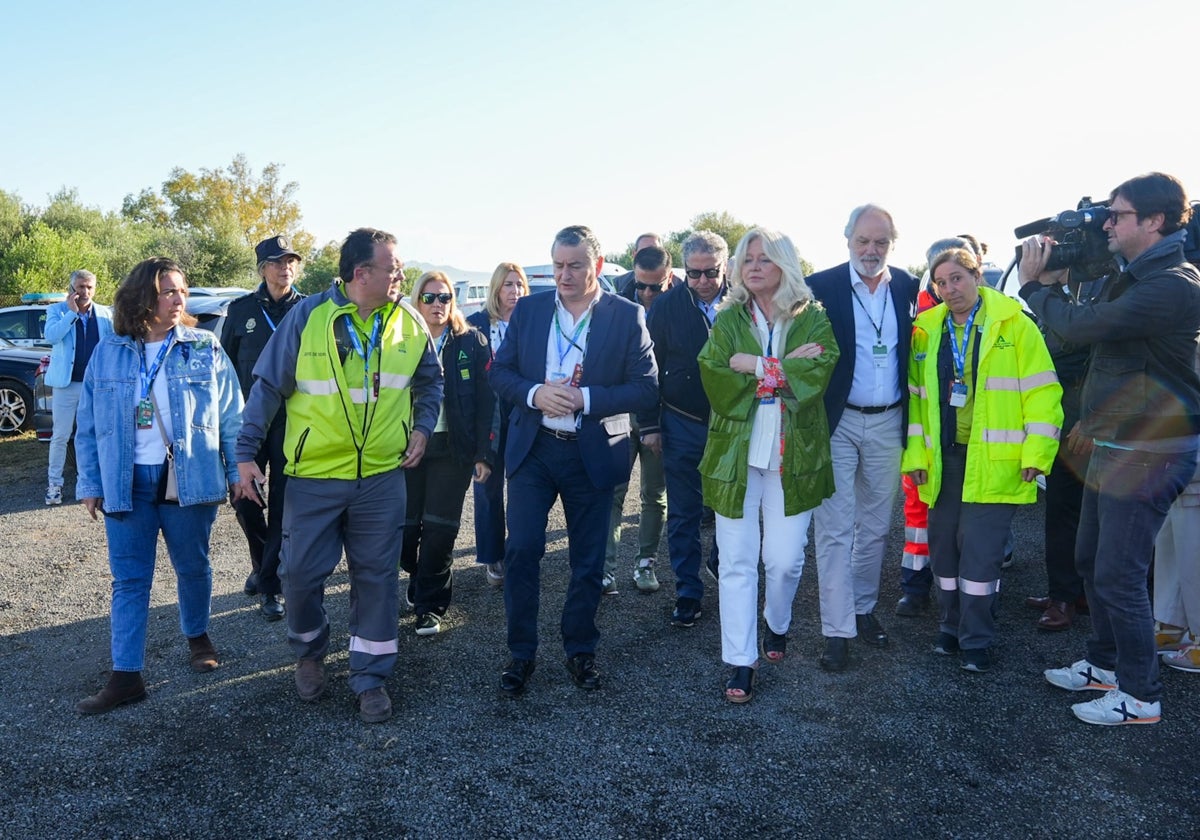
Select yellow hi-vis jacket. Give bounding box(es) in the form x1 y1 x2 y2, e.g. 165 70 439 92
901 286 1063 507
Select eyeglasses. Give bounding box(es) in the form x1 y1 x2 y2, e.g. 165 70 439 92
363 262 404 280
685 268 722 280
419 292 454 304
1106 209 1138 225
635 282 664 292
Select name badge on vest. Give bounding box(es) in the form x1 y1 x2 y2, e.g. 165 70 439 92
949 381 968 408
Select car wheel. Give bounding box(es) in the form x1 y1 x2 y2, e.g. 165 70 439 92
0 380 33 434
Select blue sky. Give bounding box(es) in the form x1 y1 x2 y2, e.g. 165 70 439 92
3 0 1198 274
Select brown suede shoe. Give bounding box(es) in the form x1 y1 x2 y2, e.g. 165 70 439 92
295 658 326 702
358 686 392 723
1037 600 1076 632
187 633 219 672
76 671 147 715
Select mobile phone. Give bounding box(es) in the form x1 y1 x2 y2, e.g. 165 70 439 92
252 478 266 504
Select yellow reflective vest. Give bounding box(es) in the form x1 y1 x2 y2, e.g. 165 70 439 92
901 287 1063 506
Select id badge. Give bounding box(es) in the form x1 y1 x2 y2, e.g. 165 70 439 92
136 399 153 429
760 396 776 405
549 370 567 384
373 371 380 398
569 363 583 387
872 343 888 368
949 382 968 408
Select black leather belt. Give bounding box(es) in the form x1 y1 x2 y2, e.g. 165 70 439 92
845 400 902 415
539 426 578 441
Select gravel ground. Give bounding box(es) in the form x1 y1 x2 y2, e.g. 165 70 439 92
1 432 1197 839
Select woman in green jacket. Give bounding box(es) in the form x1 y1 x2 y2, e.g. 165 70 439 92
699 228 839 703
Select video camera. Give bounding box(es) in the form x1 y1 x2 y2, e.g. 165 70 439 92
1013 198 1117 281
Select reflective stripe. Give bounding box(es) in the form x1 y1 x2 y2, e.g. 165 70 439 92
908 384 927 398
378 372 412 390
348 387 370 404
1025 422 1061 440
905 526 928 542
296 377 340 396
982 429 1025 444
289 623 326 644
349 635 399 655
986 376 1020 392
1020 370 1059 390
960 577 1001 596
935 574 957 591
902 551 930 571
908 423 924 438
925 435 933 448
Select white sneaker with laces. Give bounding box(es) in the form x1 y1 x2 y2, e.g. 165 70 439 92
1044 659 1118 692
45 485 63 506
1071 689 1161 726
601 571 619 596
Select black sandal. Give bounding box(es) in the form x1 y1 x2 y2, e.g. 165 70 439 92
724 666 756 704
762 629 787 663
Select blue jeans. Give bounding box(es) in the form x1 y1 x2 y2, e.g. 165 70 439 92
1076 444 1197 703
104 463 218 671
662 410 717 600
503 432 612 659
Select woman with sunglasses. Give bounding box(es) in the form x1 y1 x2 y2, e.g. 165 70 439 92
465 263 529 586
402 272 498 635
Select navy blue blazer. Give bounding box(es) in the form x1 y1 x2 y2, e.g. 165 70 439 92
807 262 918 442
489 289 659 490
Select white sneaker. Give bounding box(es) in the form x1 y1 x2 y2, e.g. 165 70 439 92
45 485 63 506
601 571 619 596
632 558 660 593
1162 644 1200 673
1044 659 1118 692
1071 689 1161 726
485 562 504 588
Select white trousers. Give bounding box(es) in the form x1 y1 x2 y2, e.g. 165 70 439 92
48 380 83 488
716 466 813 667
813 406 902 637
1153 482 1200 632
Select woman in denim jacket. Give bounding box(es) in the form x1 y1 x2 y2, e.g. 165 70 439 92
73 257 244 715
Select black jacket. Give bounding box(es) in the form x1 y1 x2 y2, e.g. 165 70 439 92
220 283 305 400
439 325 499 467
640 281 724 432
1022 232 1200 442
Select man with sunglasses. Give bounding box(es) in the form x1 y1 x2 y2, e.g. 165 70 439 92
605 246 672 594
642 231 729 628
612 232 663 300
222 235 306 621
808 205 919 672
1020 172 1200 726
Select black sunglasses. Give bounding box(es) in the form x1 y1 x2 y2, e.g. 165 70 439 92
685 268 722 279
635 282 664 292
419 292 453 304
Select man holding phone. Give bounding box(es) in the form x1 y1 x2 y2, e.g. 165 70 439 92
43 270 112 505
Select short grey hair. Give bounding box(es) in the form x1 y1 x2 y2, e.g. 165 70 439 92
925 236 971 265
844 204 898 241
681 230 729 267
552 225 602 262
67 269 96 292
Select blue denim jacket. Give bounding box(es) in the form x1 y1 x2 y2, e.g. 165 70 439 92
75 325 244 512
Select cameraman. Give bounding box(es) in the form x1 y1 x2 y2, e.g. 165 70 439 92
1018 172 1200 727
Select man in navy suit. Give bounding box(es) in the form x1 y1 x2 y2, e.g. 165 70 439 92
489 225 658 695
808 205 919 672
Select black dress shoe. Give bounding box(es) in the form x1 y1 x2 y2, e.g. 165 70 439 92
499 658 535 697
856 612 889 647
895 593 929 617
260 594 285 621
565 654 602 690
819 637 849 672
243 572 260 597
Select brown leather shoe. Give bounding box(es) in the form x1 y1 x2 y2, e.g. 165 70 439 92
75 670 147 715
187 633 219 672
295 658 326 702
1037 600 1076 632
358 686 392 723
1026 595 1052 610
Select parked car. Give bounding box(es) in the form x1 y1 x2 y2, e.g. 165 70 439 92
0 336 46 434
186 293 233 335
0 304 54 350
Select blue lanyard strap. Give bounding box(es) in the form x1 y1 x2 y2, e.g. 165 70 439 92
259 306 278 333
343 312 383 393
946 299 981 381
553 306 591 367
435 329 450 356
139 336 174 400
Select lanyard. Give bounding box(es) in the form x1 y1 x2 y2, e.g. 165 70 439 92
434 329 450 356
553 306 591 367
139 337 173 400
749 302 775 356
343 312 383 394
851 284 889 341
946 299 981 382
259 306 278 333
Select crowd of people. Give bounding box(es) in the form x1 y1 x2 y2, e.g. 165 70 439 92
46 171 1200 727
